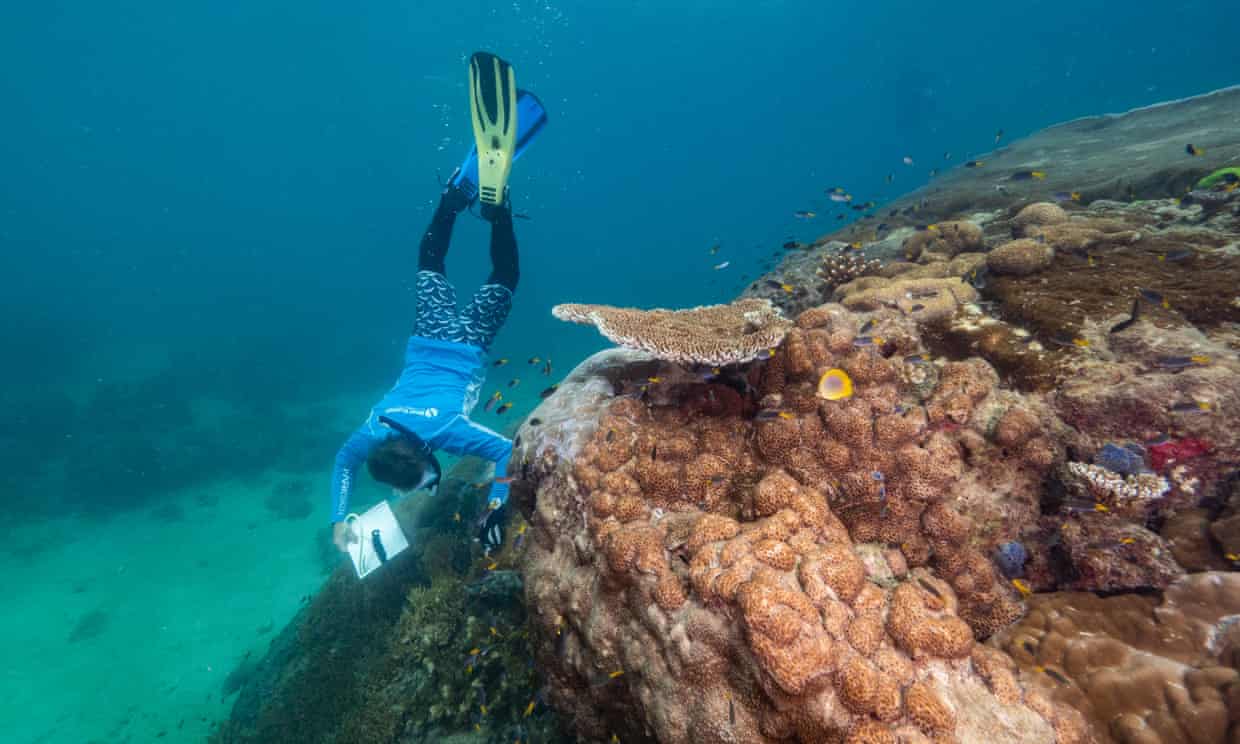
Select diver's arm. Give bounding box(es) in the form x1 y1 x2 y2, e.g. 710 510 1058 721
438 418 513 506
330 428 375 523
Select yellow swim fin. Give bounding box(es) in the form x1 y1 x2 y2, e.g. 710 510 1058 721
468 52 518 206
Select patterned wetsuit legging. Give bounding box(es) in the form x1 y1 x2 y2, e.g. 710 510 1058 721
413 193 518 350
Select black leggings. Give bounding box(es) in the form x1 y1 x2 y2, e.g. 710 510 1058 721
417 198 519 292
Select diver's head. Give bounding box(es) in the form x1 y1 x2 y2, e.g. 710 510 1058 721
367 436 434 492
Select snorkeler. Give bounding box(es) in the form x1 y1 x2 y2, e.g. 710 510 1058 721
330 52 547 556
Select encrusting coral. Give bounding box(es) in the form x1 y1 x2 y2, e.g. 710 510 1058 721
552 298 792 366
512 303 1090 744
834 276 979 324
993 571 1240 744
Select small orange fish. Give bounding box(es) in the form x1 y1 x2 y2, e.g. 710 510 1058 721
494 476 516 484
1011 578 1032 597
524 700 536 717
486 560 498 571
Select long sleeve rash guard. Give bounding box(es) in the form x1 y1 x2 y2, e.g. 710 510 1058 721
329 335 512 523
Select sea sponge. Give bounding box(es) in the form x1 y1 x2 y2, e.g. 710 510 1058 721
1011 201 1068 235
987 238 1054 276
551 298 791 365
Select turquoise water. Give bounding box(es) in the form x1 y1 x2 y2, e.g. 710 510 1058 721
0 1 1236 742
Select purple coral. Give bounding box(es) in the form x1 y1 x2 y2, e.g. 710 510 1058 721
993 541 1028 578
1093 442 1147 476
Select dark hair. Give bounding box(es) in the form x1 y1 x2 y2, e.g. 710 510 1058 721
367 437 428 491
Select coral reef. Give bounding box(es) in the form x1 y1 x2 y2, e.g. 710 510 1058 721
835 276 979 324
816 248 883 289
903 220 985 261
993 572 1240 744
552 298 792 365
513 307 1089 743
987 238 1054 276
211 457 557 744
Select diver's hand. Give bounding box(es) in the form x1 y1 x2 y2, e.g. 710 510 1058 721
477 502 508 554
332 522 356 553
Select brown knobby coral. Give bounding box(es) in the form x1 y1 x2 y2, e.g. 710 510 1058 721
552 298 792 365
515 306 1088 743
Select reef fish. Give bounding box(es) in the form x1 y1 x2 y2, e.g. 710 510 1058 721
540 384 559 399
1008 170 1047 181
817 368 854 401
495 402 513 415
484 391 503 412
1186 143 1204 156
1109 297 1140 334
1053 190 1082 202
794 210 816 220
1154 355 1209 370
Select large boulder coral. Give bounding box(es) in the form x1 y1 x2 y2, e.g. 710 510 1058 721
511 306 1089 743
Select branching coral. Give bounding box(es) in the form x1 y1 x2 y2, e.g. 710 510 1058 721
817 249 883 288
552 298 792 365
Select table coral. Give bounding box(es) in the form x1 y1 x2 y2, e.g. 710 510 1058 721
514 311 1089 743
552 298 792 366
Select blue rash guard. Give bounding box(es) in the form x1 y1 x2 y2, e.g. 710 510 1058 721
330 335 512 523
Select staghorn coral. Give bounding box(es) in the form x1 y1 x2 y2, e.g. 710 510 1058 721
987 238 1055 276
993 571 1240 744
552 298 792 366
514 321 1086 743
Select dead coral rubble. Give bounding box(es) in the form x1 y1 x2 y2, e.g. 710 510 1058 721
514 304 1089 744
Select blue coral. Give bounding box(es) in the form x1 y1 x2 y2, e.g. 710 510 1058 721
1093 442 1147 476
993 541 1028 579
